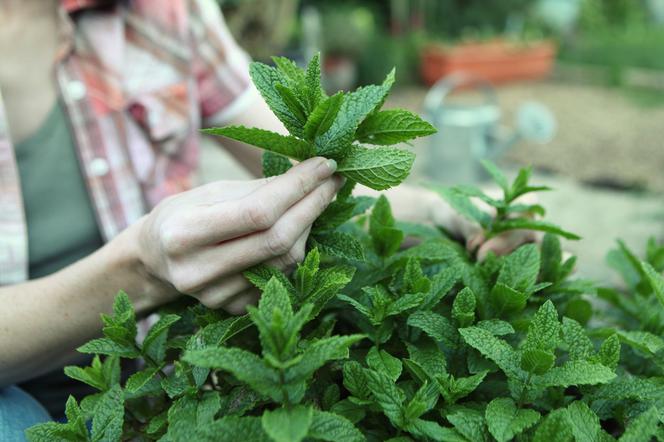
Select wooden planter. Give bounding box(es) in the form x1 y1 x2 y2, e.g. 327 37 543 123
420 39 557 86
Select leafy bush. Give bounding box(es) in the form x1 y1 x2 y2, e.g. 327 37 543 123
27 55 664 442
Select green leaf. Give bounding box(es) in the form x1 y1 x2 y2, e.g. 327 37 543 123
597 334 621 370
406 341 447 377
142 314 180 363
490 283 529 315
25 422 83 442
406 418 466 441
249 62 306 137
275 83 307 124
343 361 371 400
196 416 270 442
183 347 280 401
540 233 562 282
337 146 415 191
202 126 312 160
458 327 521 378
315 70 395 158
125 364 163 394
367 347 403 382
567 401 603 442
387 292 427 317
447 407 489 442
294 247 320 299
485 398 540 442
561 317 594 361
520 349 555 375
619 406 660 442
244 265 296 299
308 410 366 442
364 369 406 426
288 334 366 382
491 219 581 240
262 406 313 442
356 109 436 145
64 356 107 391
476 320 515 336
369 195 404 257
497 244 541 293
312 231 365 261
262 151 292 177
77 338 140 358
436 371 488 404
452 287 476 327
537 360 616 388
433 186 492 228
524 300 560 354
532 408 573 442
480 160 510 195
304 92 344 142
408 311 457 348
90 385 124 442
642 261 664 308
304 53 324 111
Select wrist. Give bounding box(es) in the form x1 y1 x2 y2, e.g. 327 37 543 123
105 218 177 315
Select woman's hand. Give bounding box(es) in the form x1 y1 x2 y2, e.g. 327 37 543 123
429 190 541 261
135 157 342 312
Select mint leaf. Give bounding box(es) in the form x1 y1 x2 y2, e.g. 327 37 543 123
249 62 306 137
315 70 395 158
337 146 415 190
312 231 365 261
366 347 402 382
304 92 343 142
262 406 313 442
308 410 365 442
485 398 540 442
369 195 404 257
262 151 292 177
203 126 312 160
356 109 436 145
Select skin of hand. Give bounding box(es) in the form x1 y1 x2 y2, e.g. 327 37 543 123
0 157 341 386
137 157 343 312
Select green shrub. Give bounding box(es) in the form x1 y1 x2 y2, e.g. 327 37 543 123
26 55 664 442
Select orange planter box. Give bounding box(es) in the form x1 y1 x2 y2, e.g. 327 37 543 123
420 39 557 86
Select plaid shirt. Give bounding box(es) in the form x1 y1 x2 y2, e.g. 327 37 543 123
0 0 255 284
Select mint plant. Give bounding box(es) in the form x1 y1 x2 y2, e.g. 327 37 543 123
27 55 664 442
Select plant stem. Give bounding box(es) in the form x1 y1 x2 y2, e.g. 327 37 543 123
517 373 533 408
279 369 291 408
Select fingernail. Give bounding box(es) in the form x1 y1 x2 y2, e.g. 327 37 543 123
325 159 337 173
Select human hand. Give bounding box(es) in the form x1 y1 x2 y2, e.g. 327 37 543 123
134 157 342 312
429 189 542 262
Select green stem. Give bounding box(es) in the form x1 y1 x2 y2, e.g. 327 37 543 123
517 373 533 408
279 369 292 408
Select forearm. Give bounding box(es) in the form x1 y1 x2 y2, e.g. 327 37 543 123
0 220 168 386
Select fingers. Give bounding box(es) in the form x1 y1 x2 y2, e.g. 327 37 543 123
173 178 340 294
476 229 540 262
192 157 336 245
193 230 310 311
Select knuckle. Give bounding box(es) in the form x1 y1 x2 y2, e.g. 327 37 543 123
243 200 274 231
265 227 296 256
168 263 201 294
159 221 187 255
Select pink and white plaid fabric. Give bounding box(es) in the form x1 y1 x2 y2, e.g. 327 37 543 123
0 0 255 284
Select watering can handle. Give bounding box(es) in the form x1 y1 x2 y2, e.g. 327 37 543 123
423 73 498 113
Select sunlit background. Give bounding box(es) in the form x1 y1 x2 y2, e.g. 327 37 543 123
203 0 664 283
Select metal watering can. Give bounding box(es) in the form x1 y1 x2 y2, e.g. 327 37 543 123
423 73 556 185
